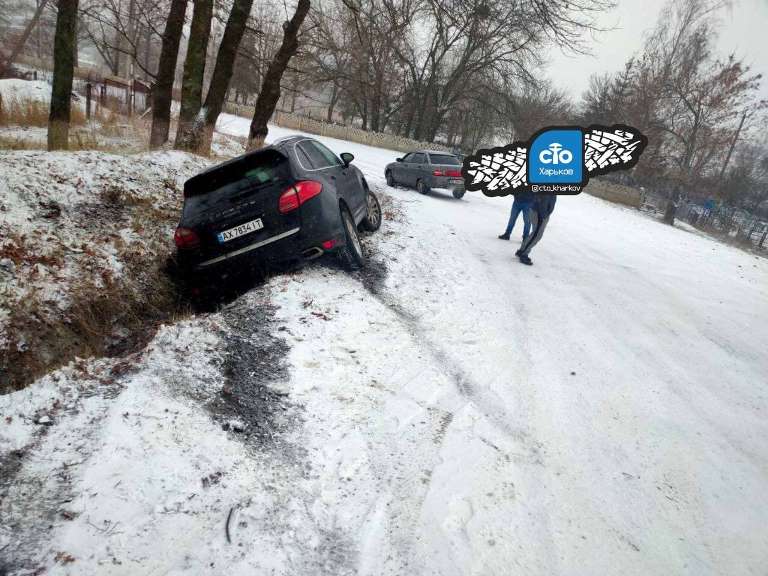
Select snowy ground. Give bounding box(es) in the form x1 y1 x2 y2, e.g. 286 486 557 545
1 112 767 575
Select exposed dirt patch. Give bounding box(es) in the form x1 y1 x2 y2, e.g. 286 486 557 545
210 288 304 459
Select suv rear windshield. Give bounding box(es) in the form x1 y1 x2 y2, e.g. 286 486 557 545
429 154 461 165
183 150 289 199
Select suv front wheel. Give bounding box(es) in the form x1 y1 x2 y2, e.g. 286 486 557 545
361 191 382 232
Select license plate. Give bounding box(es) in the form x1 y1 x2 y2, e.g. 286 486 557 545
449 178 463 185
217 218 263 243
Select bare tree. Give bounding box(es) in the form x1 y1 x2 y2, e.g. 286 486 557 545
247 0 311 150
391 0 613 142
79 0 166 78
185 0 256 153
149 0 188 148
48 0 79 150
0 0 51 77
174 0 213 149
501 81 573 142
646 0 763 223
304 0 355 122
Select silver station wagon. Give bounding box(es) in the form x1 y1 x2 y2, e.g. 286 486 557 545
385 150 466 199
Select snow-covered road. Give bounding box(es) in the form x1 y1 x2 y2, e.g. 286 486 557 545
222 114 768 574
2 118 767 575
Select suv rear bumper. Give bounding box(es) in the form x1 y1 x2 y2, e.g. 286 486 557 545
196 227 301 269
176 188 353 278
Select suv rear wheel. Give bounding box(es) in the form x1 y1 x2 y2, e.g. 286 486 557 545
338 207 365 270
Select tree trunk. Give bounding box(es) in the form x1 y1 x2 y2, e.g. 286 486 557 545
247 0 310 150
47 0 79 150
142 25 152 81
326 83 338 122
149 0 188 148
0 0 51 77
174 0 213 150
663 185 681 225
73 18 79 68
188 0 255 154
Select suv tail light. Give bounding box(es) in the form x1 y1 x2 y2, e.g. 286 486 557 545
279 180 323 213
446 169 461 177
174 227 200 249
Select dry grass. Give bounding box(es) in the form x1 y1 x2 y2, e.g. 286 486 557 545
0 97 86 127
0 134 42 149
0 113 151 153
0 93 130 127
0 147 208 393
1 251 190 394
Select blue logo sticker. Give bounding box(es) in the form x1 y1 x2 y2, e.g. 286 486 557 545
528 129 583 185
462 124 648 196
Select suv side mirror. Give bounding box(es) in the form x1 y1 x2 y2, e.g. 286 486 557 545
340 152 354 166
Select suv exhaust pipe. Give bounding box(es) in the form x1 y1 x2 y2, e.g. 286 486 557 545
302 247 324 260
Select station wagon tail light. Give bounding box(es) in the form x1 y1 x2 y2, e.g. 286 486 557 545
174 227 200 249
433 170 444 176
446 169 461 177
279 180 323 213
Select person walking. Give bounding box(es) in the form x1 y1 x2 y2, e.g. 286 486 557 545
498 190 534 241
516 193 556 266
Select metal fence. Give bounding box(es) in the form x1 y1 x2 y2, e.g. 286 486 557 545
639 191 768 251
12 58 151 117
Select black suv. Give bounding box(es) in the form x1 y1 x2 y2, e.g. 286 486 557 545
174 136 381 284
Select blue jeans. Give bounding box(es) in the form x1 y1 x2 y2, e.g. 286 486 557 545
504 200 532 238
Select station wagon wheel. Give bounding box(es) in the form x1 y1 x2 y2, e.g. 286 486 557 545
338 207 365 270
361 191 382 232
386 170 395 187
417 179 429 195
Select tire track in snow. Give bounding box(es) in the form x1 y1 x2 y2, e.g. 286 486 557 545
193 287 359 576
351 187 561 573
357 229 544 463
0 372 125 574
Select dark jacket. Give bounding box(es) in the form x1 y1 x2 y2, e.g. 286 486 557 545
513 191 535 204
534 193 557 217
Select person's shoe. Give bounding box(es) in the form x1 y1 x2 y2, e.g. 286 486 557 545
498 233 510 240
515 249 522 256
518 254 533 265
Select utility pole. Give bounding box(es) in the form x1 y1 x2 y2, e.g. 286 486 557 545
718 110 747 183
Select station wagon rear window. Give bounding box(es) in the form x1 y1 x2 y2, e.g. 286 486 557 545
429 154 461 165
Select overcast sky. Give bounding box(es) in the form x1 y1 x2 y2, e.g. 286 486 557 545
545 0 768 101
